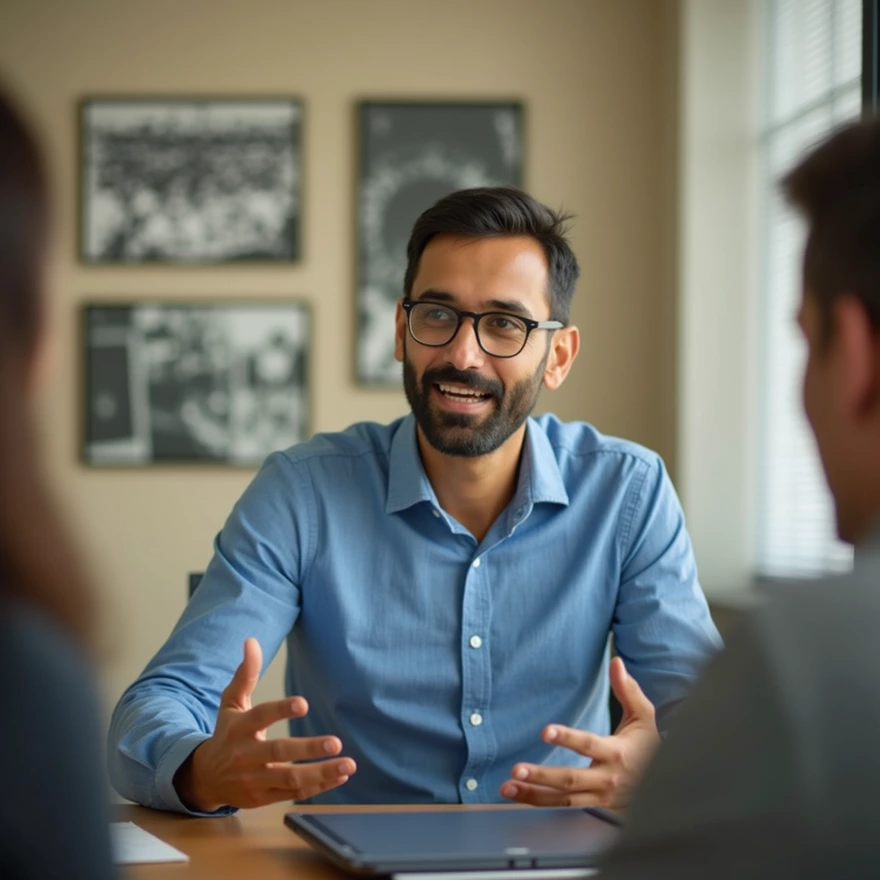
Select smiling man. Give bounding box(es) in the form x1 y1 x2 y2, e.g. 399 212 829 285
108 187 721 816
398 232 573 542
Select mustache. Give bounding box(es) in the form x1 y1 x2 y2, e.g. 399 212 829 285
422 367 503 400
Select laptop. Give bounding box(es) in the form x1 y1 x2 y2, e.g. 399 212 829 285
284 806 622 876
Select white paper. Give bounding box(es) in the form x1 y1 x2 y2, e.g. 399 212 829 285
109 821 190 865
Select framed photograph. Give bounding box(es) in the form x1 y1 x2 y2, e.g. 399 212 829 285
79 97 302 263
356 100 524 385
82 301 310 466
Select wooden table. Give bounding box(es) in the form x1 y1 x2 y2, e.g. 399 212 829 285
116 803 518 880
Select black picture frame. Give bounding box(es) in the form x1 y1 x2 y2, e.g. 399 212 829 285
79 97 303 264
354 100 525 386
82 300 310 467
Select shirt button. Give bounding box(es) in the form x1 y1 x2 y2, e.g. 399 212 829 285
470 712 483 727
469 635 483 649
465 778 478 791
432 509 441 518
472 557 481 568
515 508 524 519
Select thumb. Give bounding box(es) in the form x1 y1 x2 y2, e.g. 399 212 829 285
609 656 655 724
222 637 263 711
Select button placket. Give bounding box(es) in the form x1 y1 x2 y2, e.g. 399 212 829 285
461 545 491 802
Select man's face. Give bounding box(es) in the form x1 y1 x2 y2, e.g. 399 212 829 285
799 290 875 542
395 234 568 458
800 293 837 512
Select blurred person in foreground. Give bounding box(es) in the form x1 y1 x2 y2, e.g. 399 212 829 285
601 117 880 878
0 87 116 879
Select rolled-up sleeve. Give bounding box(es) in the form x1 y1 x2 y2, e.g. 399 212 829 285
611 456 722 731
107 452 312 814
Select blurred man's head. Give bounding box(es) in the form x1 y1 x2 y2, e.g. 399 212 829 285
0 85 96 644
783 117 880 543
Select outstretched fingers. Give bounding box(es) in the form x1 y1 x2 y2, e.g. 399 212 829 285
240 696 310 737
543 725 622 763
220 638 263 711
608 657 655 723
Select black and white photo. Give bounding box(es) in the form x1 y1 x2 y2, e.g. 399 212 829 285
83 302 309 466
80 98 302 263
356 101 523 385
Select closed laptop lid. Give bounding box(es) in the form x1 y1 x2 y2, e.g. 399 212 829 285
285 807 622 875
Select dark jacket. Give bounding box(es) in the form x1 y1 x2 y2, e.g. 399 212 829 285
601 523 880 880
0 600 116 879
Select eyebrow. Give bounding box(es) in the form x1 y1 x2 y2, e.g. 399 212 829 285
415 289 535 318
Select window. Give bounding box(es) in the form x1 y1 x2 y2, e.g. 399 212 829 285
755 0 862 578
866 0 879 109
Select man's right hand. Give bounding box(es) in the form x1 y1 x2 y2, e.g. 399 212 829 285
174 637 356 812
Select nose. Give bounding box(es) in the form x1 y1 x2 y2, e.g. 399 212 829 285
443 315 487 370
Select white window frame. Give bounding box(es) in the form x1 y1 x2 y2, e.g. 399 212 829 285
754 0 861 580
677 0 862 599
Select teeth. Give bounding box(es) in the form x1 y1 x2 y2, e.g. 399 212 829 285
438 383 487 399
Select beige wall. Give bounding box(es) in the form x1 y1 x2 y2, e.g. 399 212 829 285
0 0 679 719
677 0 759 598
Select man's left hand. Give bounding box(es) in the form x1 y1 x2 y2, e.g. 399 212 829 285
500 657 661 810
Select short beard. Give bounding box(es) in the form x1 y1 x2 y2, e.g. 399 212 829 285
402 343 547 458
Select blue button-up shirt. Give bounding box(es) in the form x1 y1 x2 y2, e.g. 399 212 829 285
108 414 721 814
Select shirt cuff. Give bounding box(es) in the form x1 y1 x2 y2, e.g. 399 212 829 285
155 732 238 817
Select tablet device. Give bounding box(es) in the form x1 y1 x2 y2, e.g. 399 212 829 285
284 806 622 875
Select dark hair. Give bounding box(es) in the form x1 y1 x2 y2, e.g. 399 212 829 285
0 86 96 645
781 116 880 339
403 186 580 324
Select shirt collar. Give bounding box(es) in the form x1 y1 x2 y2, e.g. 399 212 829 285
385 415 569 516
511 417 570 511
386 415 439 514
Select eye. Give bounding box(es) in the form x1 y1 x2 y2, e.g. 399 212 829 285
425 307 454 321
485 314 524 332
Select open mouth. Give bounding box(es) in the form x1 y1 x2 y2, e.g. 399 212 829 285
434 382 492 405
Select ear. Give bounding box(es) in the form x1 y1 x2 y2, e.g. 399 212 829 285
394 299 406 363
833 295 879 420
543 325 579 391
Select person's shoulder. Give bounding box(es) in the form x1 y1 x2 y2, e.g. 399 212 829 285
269 418 405 469
0 600 103 773
0 600 116 880
532 413 664 471
754 566 880 660
726 567 880 739
0 601 97 707
732 565 880 844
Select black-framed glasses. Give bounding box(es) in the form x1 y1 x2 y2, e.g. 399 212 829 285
402 301 564 359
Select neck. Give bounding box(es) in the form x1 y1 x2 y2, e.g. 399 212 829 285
417 423 527 542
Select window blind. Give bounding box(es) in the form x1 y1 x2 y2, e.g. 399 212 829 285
755 0 861 578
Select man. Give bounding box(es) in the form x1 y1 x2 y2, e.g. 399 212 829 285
108 187 720 815
599 118 880 878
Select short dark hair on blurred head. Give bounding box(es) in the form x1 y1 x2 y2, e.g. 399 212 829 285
781 116 880 340
0 88 47 366
403 186 580 324
0 85 96 646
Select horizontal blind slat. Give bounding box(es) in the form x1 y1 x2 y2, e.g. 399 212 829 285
756 0 860 578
